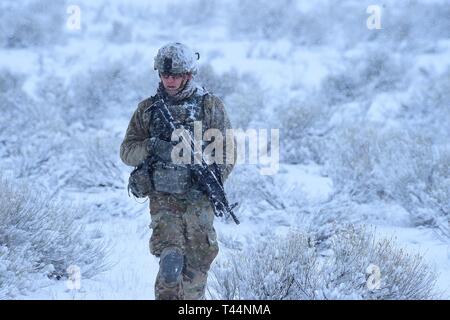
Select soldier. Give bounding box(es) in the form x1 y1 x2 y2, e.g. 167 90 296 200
120 43 236 300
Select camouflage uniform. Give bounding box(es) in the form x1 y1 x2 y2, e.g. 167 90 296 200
120 79 235 300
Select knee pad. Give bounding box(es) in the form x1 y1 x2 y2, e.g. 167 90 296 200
160 247 184 287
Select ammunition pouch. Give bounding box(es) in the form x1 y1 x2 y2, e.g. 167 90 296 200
152 162 192 195
128 159 153 198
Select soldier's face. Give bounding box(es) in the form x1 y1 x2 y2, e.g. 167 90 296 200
160 73 192 96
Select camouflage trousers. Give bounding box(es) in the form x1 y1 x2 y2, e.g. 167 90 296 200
149 191 219 300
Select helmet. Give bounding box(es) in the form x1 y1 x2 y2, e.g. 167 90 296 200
154 42 200 75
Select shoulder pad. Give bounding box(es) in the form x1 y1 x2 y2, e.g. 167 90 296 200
138 96 156 109
203 92 222 106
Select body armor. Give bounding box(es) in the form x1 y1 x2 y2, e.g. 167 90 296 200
147 91 207 196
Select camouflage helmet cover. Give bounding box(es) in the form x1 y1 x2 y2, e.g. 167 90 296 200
154 42 200 75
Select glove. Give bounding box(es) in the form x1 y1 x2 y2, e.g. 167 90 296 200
147 137 175 163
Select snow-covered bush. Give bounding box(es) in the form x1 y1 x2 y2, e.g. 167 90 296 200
34 74 70 110
67 135 125 191
62 58 156 128
209 230 320 300
225 165 301 225
427 149 450 212
0 70 70 188
0 0 67 48
326 124 450 228
371 1 450 50
225 0 449 48
165 0 218 27
278 94 331 164
405 146 450 234
196 64 264 129
323 225 437 300
0 178 107 298
340 0 450 50
326 125 428 202
226 0 299 41
209 226 438 300
196 65 240 99
0 70 68 136
108 20 133 44
0 70 32 143
401 68 450 143
0 71 66 180
13 134 66 182
320 51 409 107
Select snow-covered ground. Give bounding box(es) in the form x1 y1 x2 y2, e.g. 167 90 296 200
18 162 450 299
1 0 449 299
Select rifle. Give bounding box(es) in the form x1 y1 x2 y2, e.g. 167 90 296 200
150 98 240 225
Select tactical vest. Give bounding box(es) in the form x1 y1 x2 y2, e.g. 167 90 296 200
148 91 207 142
147 90 208 197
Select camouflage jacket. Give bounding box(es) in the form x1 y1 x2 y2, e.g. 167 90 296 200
120 91 236 182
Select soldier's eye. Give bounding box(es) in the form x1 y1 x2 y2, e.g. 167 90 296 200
161 73 184 79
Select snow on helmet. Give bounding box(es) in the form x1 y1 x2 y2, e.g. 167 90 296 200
154 42 200 75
